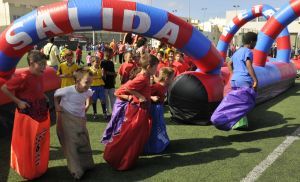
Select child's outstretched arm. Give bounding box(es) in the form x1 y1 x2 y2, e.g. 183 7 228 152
1 84 30 109
246 60 258 90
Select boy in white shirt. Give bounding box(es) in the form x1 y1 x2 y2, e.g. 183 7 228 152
54 68 94 180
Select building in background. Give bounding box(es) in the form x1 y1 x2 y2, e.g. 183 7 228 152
0 0 60 32
198 17 226 45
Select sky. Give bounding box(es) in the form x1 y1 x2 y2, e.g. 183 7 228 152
134 0 286 22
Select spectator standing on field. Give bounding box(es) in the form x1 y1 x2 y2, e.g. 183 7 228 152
43 37 60 70
101 48 117 116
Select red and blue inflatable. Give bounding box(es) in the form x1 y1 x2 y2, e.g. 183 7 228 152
217 4 291 63
0 0 223 106
0 0 298 124
168 3 296 123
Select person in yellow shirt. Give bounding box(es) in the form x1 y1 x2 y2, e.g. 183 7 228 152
57 49 79 88
89 56 107 120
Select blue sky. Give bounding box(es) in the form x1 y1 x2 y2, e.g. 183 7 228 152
135 0 286 21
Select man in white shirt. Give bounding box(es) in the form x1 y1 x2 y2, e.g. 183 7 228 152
43 37 60 70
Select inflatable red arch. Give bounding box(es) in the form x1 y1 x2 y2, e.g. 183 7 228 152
217 4 291 64
168 2 297 123
0 0 223 79
0 0 225 105
214 4 295 97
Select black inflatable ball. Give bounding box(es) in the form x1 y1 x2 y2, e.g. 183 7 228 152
168 73 220 125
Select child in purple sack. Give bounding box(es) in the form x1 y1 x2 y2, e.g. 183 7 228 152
227 32 258 90
211 32 259 131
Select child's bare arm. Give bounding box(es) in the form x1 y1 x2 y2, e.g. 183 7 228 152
227 60 233 74
246 60 258 90
1 84 29 109
116 94 133 101
102 68 106 78
151 96 160 102
59 74 73 78
85 97 92 112
53 96 63 112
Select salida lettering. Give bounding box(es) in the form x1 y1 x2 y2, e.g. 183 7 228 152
6 7 180 50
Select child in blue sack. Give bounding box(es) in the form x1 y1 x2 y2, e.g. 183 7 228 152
144 67 175 154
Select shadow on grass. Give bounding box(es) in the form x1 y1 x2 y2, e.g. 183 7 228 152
247 110 294 131
90 148 260 181
247 82 300 130
163 135 232 154
33 147 260 181
0 143 102 181
0 136 11 182
86 113 111 123
226 124 300 143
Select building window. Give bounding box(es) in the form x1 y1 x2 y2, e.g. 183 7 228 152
31 5 38 10
12 15 20 20
258 17 266 22
250 18 257 22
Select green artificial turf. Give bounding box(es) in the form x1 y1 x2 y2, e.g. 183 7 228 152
257 139 300 182
1 54 300 181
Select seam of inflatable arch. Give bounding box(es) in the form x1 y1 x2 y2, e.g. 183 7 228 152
0 0 223 79
217 4 291 65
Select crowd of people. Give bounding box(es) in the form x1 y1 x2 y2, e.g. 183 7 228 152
1 34 198 180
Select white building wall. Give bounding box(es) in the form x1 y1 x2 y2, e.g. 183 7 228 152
0 0 60 27
0 2 10 26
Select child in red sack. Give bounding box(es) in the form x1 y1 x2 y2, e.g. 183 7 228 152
103 54 159 171
1 50 50 180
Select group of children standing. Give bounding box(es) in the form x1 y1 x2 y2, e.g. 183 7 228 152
1 36 194 180
55 46 177 177
57 47 116 121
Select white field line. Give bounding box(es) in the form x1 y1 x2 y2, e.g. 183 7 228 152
241 127 300 182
